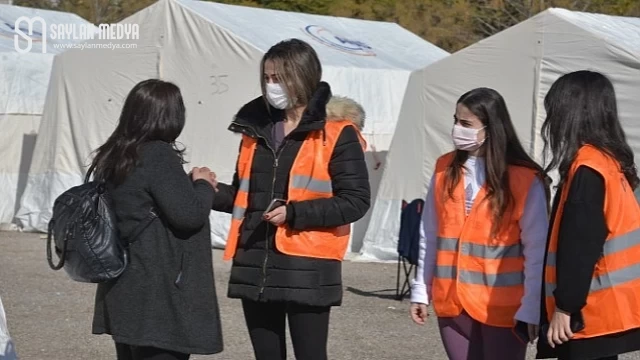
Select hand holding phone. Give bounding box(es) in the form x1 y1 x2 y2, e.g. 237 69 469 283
263 198 287 226
263 198 286 217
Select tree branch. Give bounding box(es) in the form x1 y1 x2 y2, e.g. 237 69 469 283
473 15 500 36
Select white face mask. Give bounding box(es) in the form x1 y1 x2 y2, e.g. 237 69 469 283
452 124 486 151
265 83 290 110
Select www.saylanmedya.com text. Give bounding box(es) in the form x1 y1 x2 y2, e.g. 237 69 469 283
13 17 140 54
52 42 138 50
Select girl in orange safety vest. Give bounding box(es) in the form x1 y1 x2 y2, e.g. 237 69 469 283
536 71 640 360
410 87 550 360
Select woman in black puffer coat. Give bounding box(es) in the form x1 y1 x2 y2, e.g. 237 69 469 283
212 39 370 360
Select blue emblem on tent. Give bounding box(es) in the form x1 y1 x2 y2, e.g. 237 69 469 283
0 21 44 41
303 25 375 56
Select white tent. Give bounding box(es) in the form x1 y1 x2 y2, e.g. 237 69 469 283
16 0 449 253
0 4 95 227
358 8 640 261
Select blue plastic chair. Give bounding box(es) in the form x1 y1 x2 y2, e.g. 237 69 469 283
395 198 424 300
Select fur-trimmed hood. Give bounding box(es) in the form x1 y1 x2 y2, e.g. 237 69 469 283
326 96 365 130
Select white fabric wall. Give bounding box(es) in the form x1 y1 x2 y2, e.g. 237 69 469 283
534 11 640 162
359 9 640 262
16 0 448 258
159 0 415 251
358 15 541 261
0 114 39 225
16 47 161 231
158 0 264 247
0 5 96 226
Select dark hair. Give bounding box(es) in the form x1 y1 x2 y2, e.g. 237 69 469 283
260 38 322 107
89 79 186 185
542 70 638 189
445 88 549 233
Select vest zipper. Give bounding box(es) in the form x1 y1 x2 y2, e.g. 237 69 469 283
259 138 287 296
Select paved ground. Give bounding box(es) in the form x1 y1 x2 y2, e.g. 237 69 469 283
1 232 638 360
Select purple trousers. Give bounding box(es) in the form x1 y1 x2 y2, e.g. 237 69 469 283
437 311 527 360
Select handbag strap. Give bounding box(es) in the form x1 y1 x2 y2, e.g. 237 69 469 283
126 208 158 245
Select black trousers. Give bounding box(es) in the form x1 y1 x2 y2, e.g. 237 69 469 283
242 299 331 360
115 342 190 360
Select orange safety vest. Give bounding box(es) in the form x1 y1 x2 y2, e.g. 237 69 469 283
431 152 538 327
223 120 367 261
544 145 640 339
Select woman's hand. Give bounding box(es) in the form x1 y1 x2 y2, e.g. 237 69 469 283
264 206 286 226
208 171 219 192
191 167 218 191
410 303 428 325
547 307 573 347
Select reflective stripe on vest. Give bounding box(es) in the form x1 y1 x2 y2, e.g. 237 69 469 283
231 178 250 220
291 175 333 194
223 136 257 259
223 120 366 261
431 151 537 328
544 145 640 339
545 228 640 295
435 237 524 287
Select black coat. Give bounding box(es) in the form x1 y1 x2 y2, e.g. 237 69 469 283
212 82 371 307
92 141 223 355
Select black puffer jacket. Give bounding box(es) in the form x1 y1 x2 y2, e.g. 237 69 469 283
212 82 370 307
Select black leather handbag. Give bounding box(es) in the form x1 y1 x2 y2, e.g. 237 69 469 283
46 170 156 283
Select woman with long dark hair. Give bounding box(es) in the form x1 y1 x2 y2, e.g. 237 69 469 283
90 79 223 360
537 70 640 360
410 88 549 360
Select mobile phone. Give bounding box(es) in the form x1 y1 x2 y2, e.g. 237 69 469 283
512 320 530 344
570 311 585 333
263 198 286 217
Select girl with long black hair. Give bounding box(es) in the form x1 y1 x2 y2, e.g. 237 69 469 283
90 79 223 360
537 70 640 360
410 87 550 360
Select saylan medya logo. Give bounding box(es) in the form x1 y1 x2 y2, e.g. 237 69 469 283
12 16 139 54
303 25 376 56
